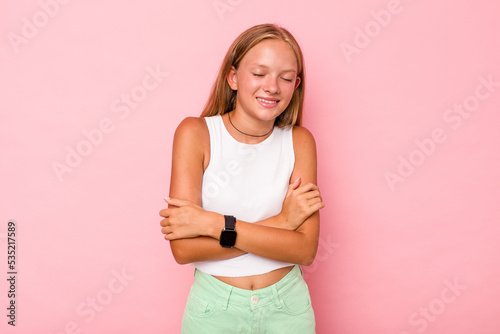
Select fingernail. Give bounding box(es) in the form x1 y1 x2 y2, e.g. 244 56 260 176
164 197 170 201
295 178 301 183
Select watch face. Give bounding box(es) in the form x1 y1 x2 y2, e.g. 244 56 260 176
220 230 237 248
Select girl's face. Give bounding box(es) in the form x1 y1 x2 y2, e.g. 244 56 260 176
227 39 301 123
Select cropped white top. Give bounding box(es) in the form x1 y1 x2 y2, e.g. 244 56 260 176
190 115 296 277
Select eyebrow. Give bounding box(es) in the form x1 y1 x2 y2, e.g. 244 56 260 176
250 64 297 73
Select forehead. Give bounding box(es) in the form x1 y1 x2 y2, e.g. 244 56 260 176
240 39 298 71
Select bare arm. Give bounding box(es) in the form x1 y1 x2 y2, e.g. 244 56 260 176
162 120 323 265
237 125 322 265
166 117 247 263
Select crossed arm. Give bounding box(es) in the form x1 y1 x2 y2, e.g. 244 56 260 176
159 117 324 266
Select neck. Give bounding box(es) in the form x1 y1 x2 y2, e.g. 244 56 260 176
225 110 274 143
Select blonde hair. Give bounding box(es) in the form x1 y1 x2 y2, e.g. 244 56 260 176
200 23 305 128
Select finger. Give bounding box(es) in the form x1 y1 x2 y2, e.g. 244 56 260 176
306 197 324 207
286 178 301 197
301 190 321 200
159 208 170 218
164 197 191 207
294 182 319 195
160 218 169 227
293 177 301 188
311 201 325 211
164 232 179 241
161 226 172 234
301 203 324 219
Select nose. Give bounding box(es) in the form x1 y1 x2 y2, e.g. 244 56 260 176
263 76 280 94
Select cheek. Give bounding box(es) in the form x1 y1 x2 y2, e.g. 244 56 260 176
237 76 258 92
281 84 296 99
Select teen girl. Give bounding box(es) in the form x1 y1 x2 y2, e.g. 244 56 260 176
159 23 325 333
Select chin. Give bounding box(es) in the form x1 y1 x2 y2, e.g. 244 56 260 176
253 106 286 120
254 111 282 122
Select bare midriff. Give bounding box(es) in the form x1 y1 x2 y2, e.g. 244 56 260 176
212 265 294 290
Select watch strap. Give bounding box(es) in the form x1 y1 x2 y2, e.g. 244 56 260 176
224 215 236 231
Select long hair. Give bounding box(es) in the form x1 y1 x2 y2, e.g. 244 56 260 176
200 24 305 128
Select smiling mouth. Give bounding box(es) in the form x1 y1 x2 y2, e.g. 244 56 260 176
256 97 279 104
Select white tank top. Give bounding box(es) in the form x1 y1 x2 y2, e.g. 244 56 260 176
190 115 296 277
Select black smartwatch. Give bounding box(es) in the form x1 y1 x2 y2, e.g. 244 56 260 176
220 215 237 248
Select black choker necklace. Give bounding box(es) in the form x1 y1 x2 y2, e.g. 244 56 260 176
227 112 274 138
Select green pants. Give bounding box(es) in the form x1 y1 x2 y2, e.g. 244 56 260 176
181 265 316 334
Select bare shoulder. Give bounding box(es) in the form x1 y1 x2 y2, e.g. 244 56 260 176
175 116 208 137
173 117 209 147
292 125 317 152
172 116 210 170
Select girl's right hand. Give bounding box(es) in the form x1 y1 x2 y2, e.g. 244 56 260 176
278 178 325 230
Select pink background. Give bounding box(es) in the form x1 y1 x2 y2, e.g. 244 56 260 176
1 0 499 333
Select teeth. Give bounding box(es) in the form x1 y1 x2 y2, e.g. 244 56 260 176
257 97 278 104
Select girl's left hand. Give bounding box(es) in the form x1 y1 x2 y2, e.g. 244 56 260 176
159 197 220 240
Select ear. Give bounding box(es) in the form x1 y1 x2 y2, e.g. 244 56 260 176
226 66 238 90
294 76 301 90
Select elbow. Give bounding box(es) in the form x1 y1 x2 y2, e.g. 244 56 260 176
170 240 192 265
298 245 318 266
173 254 190 265
297 251 316 266
300 255 315 266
